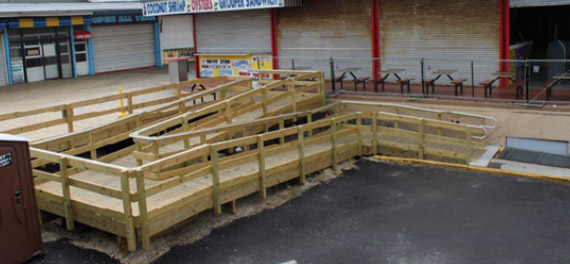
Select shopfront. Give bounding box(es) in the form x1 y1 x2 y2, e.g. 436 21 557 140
143 0 301 78
90 13 159 73
6 16 90 83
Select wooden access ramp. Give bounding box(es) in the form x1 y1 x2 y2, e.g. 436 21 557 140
25 70 498 252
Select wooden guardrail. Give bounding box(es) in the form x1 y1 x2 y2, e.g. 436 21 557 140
129 71 327 164
340 100 498 129
0 76 239 139
29 103 489 252
26 70 494 253
28 78 252 157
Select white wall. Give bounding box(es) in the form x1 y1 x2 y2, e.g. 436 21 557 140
160 15 194 50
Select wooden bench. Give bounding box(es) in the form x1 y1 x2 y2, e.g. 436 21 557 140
397 78 415 94
514 80 525 100
450 78 468 96
542 80 558 101
354 77 370 92
191 84 210 104
479 80 495 98
335 75 347 90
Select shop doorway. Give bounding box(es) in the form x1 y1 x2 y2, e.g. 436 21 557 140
14 28 73 83
511 5 570 59
74 40 89 76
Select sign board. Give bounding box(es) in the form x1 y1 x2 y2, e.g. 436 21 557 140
0 152 12 168
144 0 285 16
74 31 92 40
91 15 157 25
199 54 272 78
162 48 195 65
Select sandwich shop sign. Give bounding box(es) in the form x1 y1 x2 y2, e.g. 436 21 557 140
144 0 285 16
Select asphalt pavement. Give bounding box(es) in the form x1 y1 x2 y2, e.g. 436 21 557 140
29 160 570 264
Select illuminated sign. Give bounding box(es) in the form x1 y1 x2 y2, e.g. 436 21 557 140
143 0 285 16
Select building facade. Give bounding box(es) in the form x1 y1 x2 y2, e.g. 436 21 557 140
0 0 166 86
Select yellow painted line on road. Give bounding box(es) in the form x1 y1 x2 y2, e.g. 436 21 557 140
373 155 570 185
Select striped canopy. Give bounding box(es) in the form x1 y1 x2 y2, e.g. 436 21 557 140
8 16 92 28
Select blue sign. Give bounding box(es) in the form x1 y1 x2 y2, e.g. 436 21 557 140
91 15 157 25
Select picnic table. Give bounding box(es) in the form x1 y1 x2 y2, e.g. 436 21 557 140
424 69 457 95
375 69 407 93
545 73 570 101
335 68 369 91
479 71 517 98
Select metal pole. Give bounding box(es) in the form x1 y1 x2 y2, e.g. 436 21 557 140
525 59 530 102
420 58 425 95
292 58 295 70
471 60 475 97
330 57 336 94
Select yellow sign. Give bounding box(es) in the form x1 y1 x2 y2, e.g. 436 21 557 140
199 54 273 78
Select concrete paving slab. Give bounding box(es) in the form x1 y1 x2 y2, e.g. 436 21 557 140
491 159 570 178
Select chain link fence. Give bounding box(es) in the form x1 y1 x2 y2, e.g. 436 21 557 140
267 55 570 104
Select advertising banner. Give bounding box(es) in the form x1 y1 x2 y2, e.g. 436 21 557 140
144 0 285 16
199 54 272 78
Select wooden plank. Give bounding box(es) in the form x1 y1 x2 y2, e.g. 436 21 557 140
210 145 221 214
0 104 66 121
297 126 306 184
59 158 74 230
1 118 67 135
330 119 338 171
120 171 136 251
257 135 267 199
372 112 378 155
135 170 151 250
418 119 425 159
33 169 61 183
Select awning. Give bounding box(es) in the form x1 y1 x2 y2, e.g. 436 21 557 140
8 16 92 28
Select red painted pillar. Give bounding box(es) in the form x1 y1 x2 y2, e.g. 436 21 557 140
499 0 510 87
193 14 200 78
371 0 381 80
270 9 279 79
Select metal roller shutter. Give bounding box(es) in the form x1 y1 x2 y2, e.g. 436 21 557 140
92 24 155 73
160 15 194 50
195 10 271 54
277 0 372 78
0 34 6 86
511 0 570 8
380 0 500 83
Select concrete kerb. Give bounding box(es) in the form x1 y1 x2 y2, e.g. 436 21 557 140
373 155 570 185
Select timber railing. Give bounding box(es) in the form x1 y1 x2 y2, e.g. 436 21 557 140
0 76 245 139
129 70 327 164
29 105 490 252
29 78 253 158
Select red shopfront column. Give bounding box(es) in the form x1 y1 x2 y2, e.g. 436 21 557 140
500 0 510 87
371 0 381 80
193 14 200 78
270 9 279 71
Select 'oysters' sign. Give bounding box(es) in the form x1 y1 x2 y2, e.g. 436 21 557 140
144 0 285 16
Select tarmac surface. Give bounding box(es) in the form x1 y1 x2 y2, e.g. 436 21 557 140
29 160 570 264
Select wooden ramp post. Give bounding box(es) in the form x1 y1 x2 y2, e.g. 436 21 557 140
210 145 222 215
120 170 136 251
297 126 306 184
135 170 151 250
257 135 267 199
59 157 74 231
